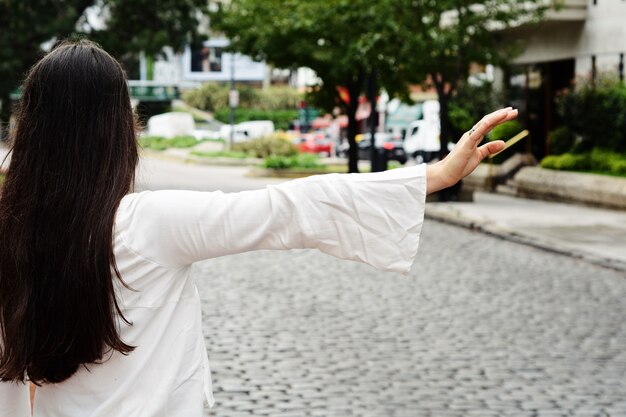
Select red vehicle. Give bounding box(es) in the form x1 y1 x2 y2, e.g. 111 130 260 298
296 132 333 157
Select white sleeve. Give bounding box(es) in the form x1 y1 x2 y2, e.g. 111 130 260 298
118 164 427 274
0 381 30 417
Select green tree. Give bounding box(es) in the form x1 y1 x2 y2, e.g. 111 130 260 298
393 0 548 158
213 0 548 171
212 0 408 173
0 0 208 136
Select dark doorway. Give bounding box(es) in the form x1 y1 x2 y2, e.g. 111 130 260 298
509 59 575 161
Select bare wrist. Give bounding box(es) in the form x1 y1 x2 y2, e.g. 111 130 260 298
426 162 453 195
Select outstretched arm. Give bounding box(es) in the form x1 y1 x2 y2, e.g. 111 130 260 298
426 108 518 194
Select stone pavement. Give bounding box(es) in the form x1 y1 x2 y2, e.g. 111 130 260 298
426 192 626 272
194 220 626 417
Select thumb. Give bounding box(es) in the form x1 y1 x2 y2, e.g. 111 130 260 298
478 140 505 160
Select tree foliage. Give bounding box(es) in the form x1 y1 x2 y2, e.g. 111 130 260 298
0 0 209 131
392 0 548 155
213 0 548 170
212 0 406 172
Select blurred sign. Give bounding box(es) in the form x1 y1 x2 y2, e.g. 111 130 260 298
9 87 22 100
229 90 239 108
10 85 179 102
298 107 320 125
129 85 179 101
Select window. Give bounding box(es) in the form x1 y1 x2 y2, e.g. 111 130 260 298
190 46 223 73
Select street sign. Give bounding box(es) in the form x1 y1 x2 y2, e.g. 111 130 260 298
229 90 239 108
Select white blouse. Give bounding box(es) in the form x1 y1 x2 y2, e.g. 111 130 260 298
0 164 427 417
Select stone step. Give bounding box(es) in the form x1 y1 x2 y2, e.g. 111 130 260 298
495 184 518 197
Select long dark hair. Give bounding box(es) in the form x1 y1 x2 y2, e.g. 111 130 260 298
0 40 138 384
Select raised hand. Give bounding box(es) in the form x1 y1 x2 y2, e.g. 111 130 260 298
426 108 518 194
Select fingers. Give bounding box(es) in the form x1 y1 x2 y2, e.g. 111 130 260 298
503 109 518 122
469 108 518 144
477 140 505 160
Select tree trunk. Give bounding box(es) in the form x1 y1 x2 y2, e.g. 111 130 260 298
346 98 359 173
0 93 12 141
438 92 451 161
345 75 363 174
436 85 460 202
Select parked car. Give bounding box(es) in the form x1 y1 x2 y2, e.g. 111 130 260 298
338 132 408 164
295 131 334 156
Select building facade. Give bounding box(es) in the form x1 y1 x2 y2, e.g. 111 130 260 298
146 38 319 90
502 0 626 158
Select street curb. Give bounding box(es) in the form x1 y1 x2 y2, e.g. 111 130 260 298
247 167 330 179
425 209 626 273
142 149 350 178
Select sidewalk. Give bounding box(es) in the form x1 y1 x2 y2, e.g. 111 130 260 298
426 191 626 272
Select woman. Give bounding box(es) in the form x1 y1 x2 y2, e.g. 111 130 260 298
0 40 516 417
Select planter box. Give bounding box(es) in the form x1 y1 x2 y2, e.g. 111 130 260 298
464 153 537 192
513 167 626 210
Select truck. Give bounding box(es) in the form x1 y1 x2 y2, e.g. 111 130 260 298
402 100 453 163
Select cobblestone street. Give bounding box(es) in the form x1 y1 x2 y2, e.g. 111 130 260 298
195 220 626 417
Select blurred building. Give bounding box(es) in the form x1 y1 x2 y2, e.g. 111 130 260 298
146 38 319 90
500 0 626 159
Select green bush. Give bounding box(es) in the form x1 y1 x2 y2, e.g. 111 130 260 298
214 108 298 131
540 149 626 176
256 86 302 110
232 134 297 158
547 126 576 155
182 84 301 130
591 149 626 175
182 84 301 112
263 155 292 169
190 150 250 159
182 83 229 112
263 153 325 170
488 120 524 142
540 153 591 171
558 76 626 153
140 135 198 151
290 153 324 169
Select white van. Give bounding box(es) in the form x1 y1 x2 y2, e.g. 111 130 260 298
147 112 195 138
403 100 442 162
220 120 275 143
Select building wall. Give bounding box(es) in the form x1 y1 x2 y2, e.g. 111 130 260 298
574 0 626 77
511 0 626 79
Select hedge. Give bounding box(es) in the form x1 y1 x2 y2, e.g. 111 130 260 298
214 108 298 131
558 77 626 153
183 84 301 112
232 133 297 158
139 135 198 151
263 153 325 170
540 149 626 177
